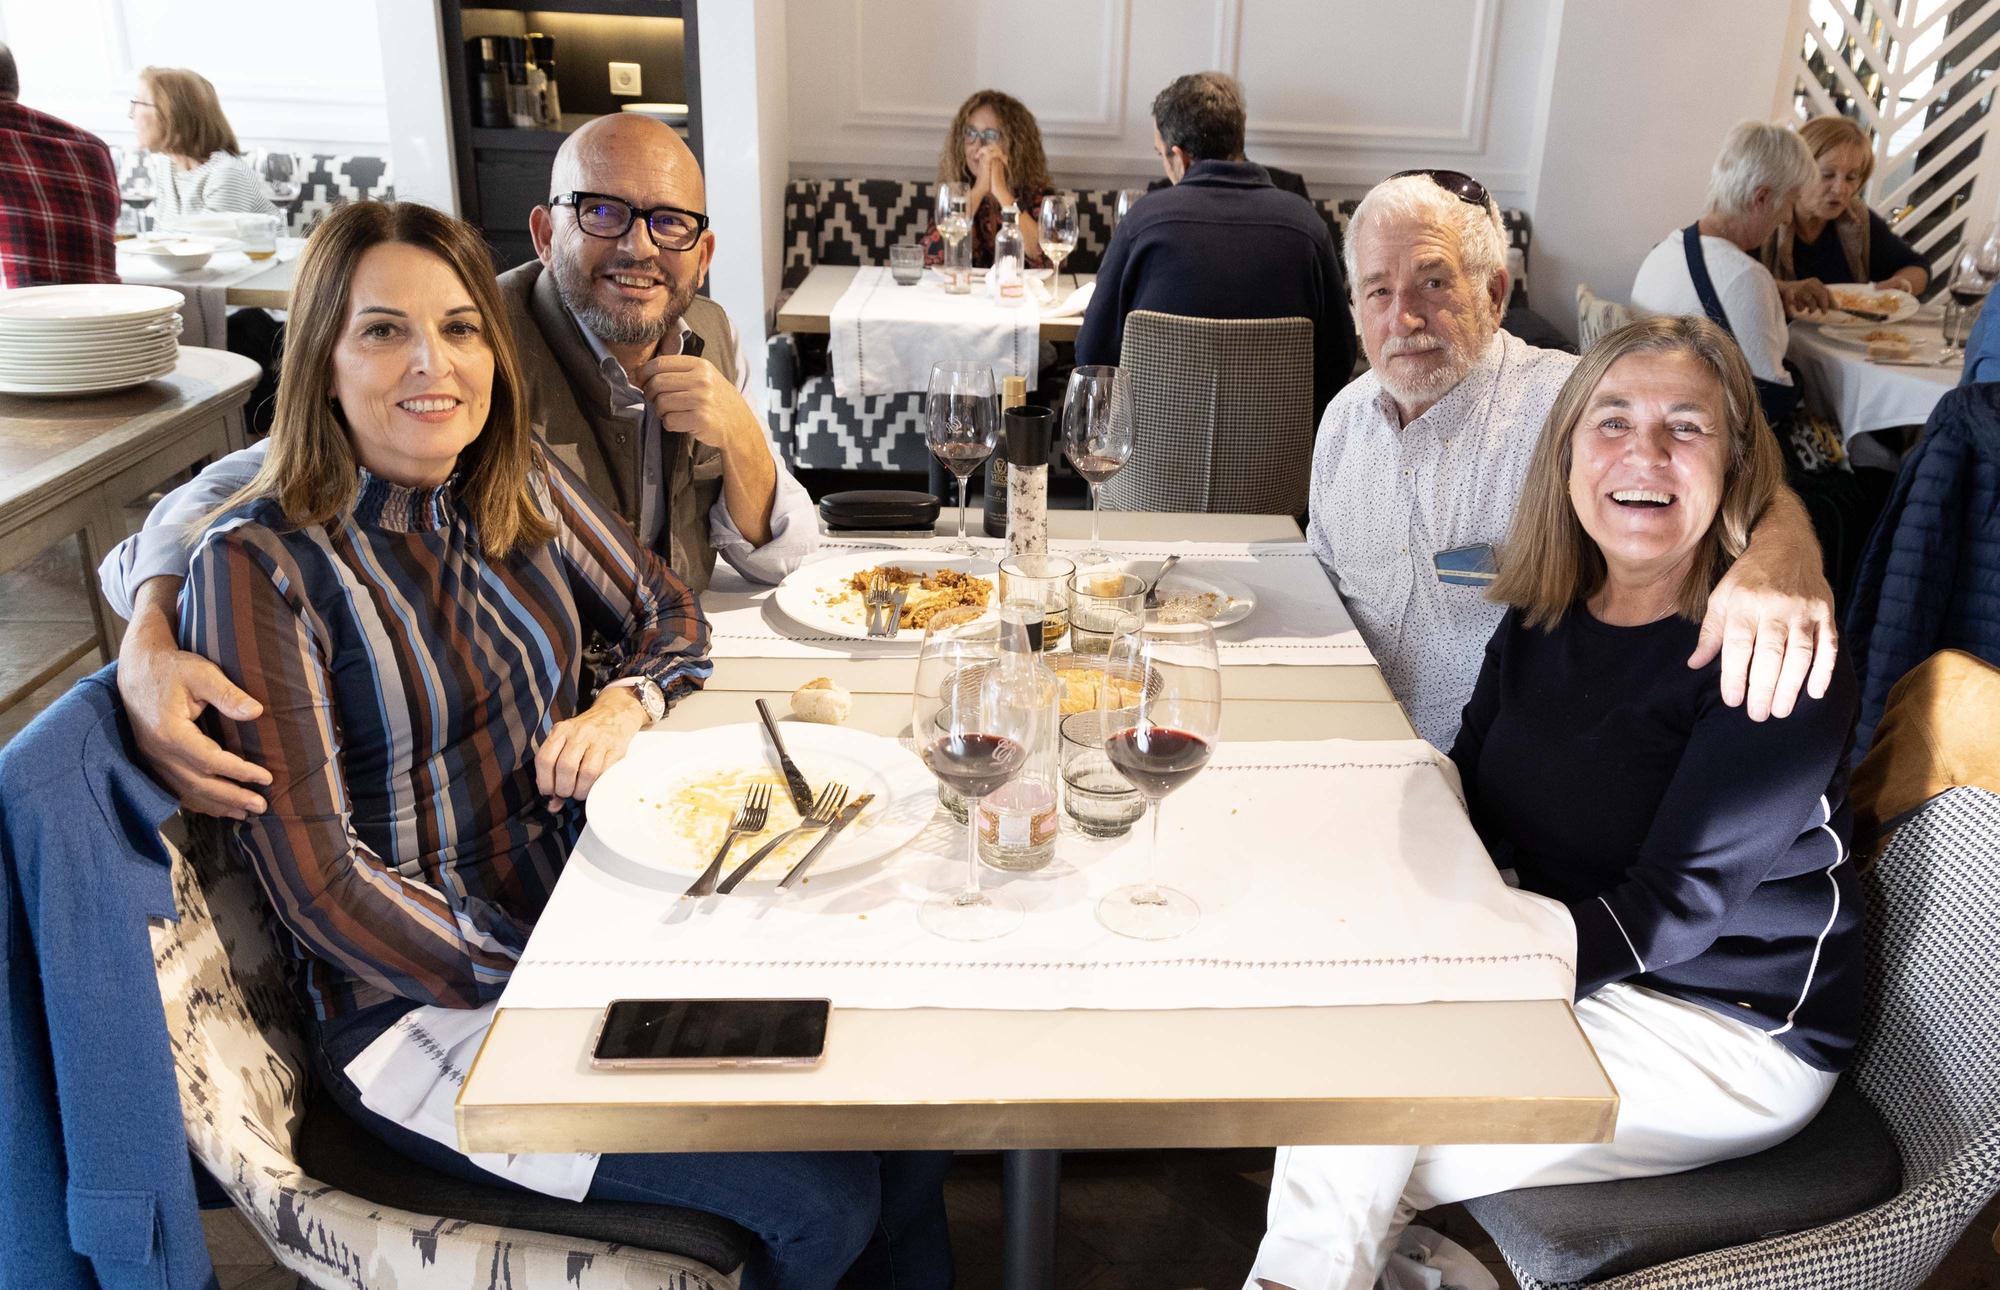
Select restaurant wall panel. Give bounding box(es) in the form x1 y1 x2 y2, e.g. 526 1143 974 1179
0 0 393 156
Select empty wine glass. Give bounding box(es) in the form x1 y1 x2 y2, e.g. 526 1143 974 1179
936 181 973 294
926 360 999 557
259 150 303 205
1039 193 1078 296
1115 189 1146 225
1975 220 2000 281
913 611 1040 940
1097 616 1221 940
1062 365 1136 567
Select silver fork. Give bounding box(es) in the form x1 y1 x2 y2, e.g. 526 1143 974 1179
714 782 849 894
863 573 899 638
680 785 772 899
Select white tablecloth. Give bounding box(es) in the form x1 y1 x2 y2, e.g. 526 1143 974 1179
704 537 1376 667
1789 321 1955 441
497 738 1576 1013
829 264 1042 398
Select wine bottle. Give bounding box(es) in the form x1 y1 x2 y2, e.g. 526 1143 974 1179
984 374 1026 537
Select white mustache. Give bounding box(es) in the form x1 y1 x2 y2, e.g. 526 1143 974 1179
1381 336 1445 358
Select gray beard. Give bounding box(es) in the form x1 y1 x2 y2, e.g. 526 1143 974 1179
550 252 699 349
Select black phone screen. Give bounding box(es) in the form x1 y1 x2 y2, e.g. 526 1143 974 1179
592 998 830 1063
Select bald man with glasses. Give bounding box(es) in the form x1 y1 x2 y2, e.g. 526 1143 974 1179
99 114 816 819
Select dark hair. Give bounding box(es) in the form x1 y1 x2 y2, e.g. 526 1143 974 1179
0 45 18 99
937 89 1052 195
1151 72 1246 164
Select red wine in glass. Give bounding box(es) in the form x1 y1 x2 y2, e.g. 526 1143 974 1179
932 440 992 479
924 732 1027 799
1104 726 1212 799
1070 452 1128 486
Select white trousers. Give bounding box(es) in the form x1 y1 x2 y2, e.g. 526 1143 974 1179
1247 984 1839 1290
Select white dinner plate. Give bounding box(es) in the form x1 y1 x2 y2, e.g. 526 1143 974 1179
1820 322 1949 364
0 368 174 396
0 283 188 323
1112 558 1256 627
585 723 937 889
1794 284 1920 326
0 340 177 366
0 360 176 384
774 549 999 642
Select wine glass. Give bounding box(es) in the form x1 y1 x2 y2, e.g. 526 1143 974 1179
913 611 1040 940
121 163 156 235
1061 365 1136 567
1098 616 1221 940
1039 193 1078 296
1943 257 1987 361
259 150 303 205
936 181 973 294
1115 188 1146 225
926 360 999 557
1974 220 2000 282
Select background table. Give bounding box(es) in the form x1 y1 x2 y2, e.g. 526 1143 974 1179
0 347 258 708
116 238 304 310
777 264 1094 343
1789 318 1955 442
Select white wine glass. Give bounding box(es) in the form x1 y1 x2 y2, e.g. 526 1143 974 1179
1039 193 1078 296
926 360 998 556
259 150 303 205
1115 188 1146 225
1062 365 1136 567
913 611 1039 940
936 181 973 293
1097 616 1220 940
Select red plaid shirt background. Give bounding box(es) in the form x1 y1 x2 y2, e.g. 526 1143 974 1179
0 101 120 288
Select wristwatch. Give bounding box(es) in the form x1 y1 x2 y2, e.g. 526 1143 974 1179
605 676 666 724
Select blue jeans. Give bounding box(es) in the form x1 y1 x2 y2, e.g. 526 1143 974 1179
313 1001 954 1290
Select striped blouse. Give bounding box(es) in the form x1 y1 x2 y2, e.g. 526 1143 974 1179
145 149 278 223
181 453 711 1020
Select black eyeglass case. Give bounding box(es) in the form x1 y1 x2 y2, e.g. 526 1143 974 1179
817 490 941 533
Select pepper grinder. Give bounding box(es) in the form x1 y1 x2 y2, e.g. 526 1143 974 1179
1004 402 1053 557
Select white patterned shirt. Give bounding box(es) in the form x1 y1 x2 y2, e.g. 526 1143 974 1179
1307 330 1579 748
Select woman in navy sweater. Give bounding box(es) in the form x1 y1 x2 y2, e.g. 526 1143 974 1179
1251 315 1861 1290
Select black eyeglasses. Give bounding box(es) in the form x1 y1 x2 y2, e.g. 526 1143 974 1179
1390 169 1494 211
549 191 709 250
961 127 1003 145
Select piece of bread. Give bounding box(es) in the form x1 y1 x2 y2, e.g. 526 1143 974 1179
1868 336 1913 362
790 677 853 724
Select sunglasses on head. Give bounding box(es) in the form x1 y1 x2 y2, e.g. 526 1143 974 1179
1391 169 1494 211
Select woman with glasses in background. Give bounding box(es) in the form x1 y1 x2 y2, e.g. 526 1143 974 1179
128 67 277 222
923 88 1052 267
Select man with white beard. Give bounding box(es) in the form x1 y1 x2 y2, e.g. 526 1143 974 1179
1306 170 1837 749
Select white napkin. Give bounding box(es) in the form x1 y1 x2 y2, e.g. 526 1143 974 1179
829 265 1040 398
168 284 228 349
343 1001 600 1200
1044 280 1095 318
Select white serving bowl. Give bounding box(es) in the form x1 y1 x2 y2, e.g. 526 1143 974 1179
126 239 217 272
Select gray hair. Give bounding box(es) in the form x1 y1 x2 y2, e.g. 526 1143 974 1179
1343 173 1507 297
1705 121 1815 218
1151 72 1246 164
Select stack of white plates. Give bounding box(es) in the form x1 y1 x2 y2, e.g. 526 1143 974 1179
0 284 185 396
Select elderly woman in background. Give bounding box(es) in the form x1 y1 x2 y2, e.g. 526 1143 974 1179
1766 116 1929 316
923 88 1051 266
1250 316 1860 1290
1631 119 1817 426
129 66 277 221
179 200 953 1290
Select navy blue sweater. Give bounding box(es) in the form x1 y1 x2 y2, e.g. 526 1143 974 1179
1450 605 1864 1071
1075 159 1354 416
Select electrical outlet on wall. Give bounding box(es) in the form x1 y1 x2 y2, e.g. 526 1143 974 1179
609 62 642 97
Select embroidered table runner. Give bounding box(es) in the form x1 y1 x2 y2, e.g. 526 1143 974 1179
829 265 1042 397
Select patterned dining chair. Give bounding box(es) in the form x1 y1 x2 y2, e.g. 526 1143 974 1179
150 816 749 1289
1459 785 2000 1288
1575 284 1639 350
1099 310 1315 515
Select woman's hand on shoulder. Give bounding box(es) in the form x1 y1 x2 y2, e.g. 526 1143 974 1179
1778 278 1834 316
535 687 647 810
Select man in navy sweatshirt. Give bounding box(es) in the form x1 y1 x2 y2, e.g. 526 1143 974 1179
1074 72 1355 417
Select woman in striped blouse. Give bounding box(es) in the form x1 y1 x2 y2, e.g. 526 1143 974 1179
180 202 953 1290
129 67 277 222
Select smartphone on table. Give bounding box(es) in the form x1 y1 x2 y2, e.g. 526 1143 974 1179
589 998 831 1069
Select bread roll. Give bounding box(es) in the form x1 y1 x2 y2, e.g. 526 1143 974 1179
790 677 852 725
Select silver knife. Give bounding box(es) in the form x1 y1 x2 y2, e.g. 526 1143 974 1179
778 795 873 889
755 698 814 816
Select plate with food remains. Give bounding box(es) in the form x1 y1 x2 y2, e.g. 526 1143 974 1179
1820 322 1946 364
1795 284 1920 326
585 723 937 889
1090 560 1255 627
774 550 998 641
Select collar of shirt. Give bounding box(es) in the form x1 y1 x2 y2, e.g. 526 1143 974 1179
1176 159 1276 191
1369 330 1508 441
577 312 695 416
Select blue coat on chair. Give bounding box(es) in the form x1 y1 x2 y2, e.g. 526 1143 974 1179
0 666 215 1289
1844 384 2000 753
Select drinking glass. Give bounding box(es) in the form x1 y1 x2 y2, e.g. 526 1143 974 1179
1097 616 1220 939
240 213 281 261
1062 365 1136 567
936 181 973 294
1067 570 1147 655
1061 709 1148 838
1039 193 1079 295
1115 188 1146 225
259 150 303 205
926 361 999 556
998 553 1075 651
889 242 924 285
913 612 1040 940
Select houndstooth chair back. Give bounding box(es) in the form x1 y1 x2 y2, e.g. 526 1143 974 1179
1504 786 2000 1290
1099 310 1316 515
149 817 734 1289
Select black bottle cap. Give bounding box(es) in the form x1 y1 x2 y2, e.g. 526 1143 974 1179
1004 405 1052 469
